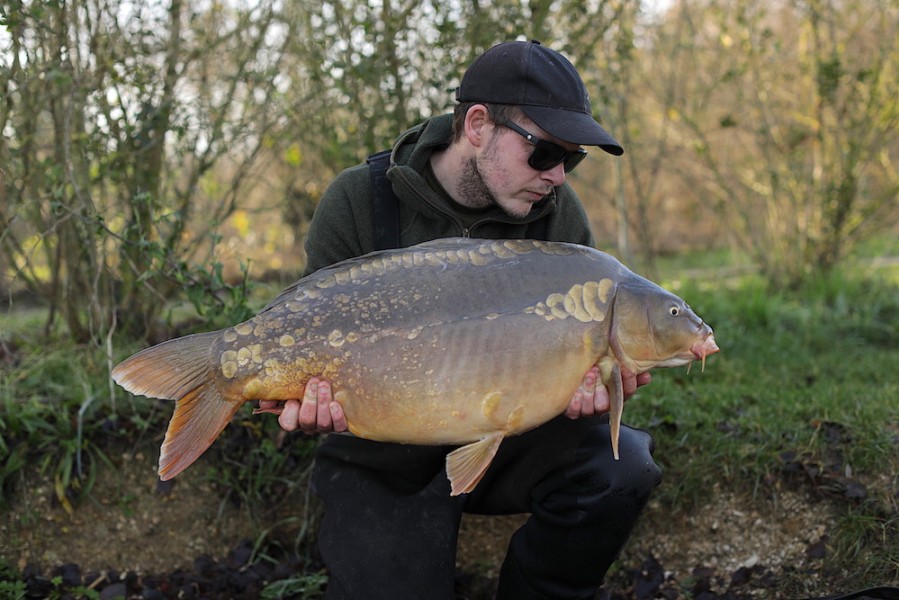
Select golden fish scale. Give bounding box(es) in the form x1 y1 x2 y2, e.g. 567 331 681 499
211 239 623 444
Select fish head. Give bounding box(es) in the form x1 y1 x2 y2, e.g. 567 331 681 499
611 283 719 373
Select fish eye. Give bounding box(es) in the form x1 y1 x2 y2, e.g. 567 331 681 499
669 306 680 316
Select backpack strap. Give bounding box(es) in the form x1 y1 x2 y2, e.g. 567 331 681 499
367 150 401 251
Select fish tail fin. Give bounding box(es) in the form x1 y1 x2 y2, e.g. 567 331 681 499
158 383 242 480
445 432 504 496
111 332 220 400
112 331 237 479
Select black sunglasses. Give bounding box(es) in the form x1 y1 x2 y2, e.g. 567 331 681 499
501 121 588 173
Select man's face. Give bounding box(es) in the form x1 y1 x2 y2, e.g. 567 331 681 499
459 117 577 218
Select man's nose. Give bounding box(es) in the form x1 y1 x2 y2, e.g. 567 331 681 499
541 162 566 187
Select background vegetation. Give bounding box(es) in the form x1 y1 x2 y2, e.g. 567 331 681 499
1 0 897 597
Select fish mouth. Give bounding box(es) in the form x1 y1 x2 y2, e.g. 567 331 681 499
691 333 719 360
690 333 720 372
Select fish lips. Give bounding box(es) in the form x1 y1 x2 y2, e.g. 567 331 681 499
691 333 720 360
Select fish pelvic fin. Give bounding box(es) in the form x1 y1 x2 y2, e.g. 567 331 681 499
446 432 504 496
158 383 242 480
111 332 220 400
598 357 623 461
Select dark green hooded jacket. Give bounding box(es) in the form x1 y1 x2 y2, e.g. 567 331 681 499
302 113 595 276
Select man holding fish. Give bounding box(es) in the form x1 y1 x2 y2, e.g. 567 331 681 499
266 40 674 600
114 38 718 600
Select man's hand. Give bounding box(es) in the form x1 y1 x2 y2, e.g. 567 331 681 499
256 377 348 434
564 365 651 419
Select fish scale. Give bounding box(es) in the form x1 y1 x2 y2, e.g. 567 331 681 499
112 238 719 496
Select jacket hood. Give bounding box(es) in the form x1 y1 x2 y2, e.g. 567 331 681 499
385 114 557 227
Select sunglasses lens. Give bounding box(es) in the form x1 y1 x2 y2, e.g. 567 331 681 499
528 142 567 171
528 141 587 173
563 150 587 172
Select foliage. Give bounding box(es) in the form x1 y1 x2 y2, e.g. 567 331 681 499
638 0 899 286
0 331 138 509
4 0 896 339
0 0 281 341
260 573 327 600
204 417 319 523
0 559 27 600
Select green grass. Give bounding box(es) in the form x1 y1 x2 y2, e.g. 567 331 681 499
0 328 122 509
0 307 317 515
622 268 898 589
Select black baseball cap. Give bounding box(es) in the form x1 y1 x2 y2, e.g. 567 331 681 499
455 40 623 155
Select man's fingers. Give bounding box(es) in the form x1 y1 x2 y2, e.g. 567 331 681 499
580 370 597 416
316 379 332 430
254 399 284 415
278 399 301 432
329 401 348 432
298 378 320 434
592 384 611 414
622 374 638 398
564 393 582 419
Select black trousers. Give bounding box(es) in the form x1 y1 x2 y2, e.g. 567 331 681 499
313 415 661 600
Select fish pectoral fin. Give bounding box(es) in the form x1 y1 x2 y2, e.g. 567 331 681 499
158 384 241 481
445 432 504 496
598 357 623 461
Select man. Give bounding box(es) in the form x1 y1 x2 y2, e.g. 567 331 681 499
263 40 661 600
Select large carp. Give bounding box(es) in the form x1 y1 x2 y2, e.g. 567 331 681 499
113 238 719 496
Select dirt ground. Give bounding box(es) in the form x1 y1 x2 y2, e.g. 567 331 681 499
1 446 867 600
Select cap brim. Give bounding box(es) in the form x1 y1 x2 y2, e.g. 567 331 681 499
522 106 624 156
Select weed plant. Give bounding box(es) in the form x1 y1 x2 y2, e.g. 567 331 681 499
0 329 153 510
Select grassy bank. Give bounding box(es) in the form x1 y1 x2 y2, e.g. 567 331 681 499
623 269 898 591
1 265 897 595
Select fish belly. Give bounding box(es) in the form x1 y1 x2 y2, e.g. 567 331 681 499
334 313 599 445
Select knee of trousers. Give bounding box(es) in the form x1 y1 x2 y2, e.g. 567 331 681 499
568 424 662 503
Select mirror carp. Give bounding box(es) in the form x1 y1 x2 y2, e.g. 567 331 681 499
112 238 719 496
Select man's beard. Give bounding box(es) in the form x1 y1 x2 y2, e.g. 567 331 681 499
457 157 498 211
456 157 535 219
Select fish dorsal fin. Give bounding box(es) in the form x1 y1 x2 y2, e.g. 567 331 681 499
445 432 504 496
158 384 242 480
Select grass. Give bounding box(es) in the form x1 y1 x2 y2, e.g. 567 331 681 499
622 268 899 590
1 261 897 594
0 299 318 517
0 328 122 510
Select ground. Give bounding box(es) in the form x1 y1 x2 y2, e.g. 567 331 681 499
0 445 862 600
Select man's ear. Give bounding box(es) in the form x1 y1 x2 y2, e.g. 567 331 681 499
464 104 492 149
